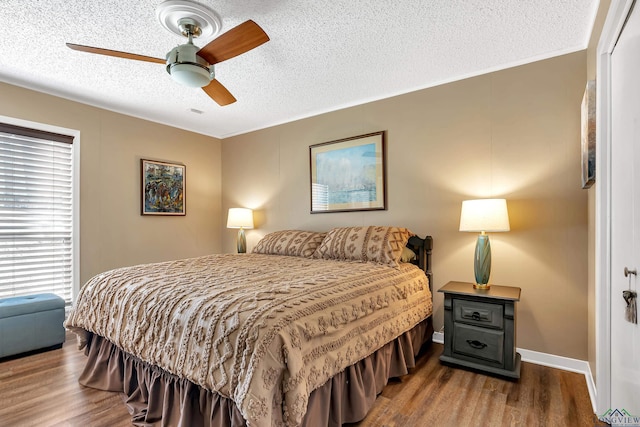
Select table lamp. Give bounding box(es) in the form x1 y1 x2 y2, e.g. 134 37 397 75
459 199 510 289
227 208 254 253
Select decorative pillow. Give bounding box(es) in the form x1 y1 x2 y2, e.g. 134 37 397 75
400 246 417 263
313 226 414 267
253 230 327 258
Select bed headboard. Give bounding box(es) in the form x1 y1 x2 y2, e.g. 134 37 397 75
406 235 433 290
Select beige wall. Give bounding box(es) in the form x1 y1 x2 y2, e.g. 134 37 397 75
0 49 591 359
222 51 589 359
0 82 223 287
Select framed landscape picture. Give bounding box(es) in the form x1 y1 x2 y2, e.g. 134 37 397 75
309 131 386 213
141 159 185 215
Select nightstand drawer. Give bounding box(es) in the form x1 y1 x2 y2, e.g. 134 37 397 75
453 299 503 329
453 323 504 364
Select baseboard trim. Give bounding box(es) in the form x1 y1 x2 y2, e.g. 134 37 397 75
431 332 597 412
518 348 597 413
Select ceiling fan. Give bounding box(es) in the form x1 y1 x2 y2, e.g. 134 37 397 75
66 0 269 106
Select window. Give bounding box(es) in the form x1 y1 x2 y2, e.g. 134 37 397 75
0 123 74 305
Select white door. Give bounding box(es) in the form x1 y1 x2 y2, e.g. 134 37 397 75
611 0 640 415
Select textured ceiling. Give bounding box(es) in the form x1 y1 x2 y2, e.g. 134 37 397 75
0 1 598 139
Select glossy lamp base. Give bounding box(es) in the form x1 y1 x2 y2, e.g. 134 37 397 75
474 234 491 288
237 228 247 253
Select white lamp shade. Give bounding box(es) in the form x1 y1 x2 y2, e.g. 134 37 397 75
459 199 510 232
227 208 254 229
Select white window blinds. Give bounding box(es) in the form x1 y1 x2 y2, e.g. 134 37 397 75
0 124 74 305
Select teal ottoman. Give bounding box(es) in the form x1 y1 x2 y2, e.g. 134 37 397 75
0 293 66 358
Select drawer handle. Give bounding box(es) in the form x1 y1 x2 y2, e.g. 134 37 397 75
466 339 487 350
471 312 482 321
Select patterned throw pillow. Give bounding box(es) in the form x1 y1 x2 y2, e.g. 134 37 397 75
313 226 414 267
253 230 327 258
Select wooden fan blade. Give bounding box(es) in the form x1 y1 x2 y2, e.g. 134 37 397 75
197 20 269 65
66 43 165 64
202 80 237 106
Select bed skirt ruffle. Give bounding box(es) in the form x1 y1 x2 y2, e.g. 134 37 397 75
78 317 433 427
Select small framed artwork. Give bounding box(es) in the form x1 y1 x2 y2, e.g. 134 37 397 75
141 159 186 215
581 80 596 189
309 131 386 213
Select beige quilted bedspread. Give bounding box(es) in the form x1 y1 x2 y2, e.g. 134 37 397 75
66 254 432 427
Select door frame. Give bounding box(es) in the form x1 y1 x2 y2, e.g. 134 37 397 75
596 0 636 414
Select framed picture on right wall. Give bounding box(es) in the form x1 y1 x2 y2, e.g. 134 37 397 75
581 79 596 189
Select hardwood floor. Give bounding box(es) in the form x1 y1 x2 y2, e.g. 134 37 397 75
349 343 604 427
0 333 602 427
0 333 130 427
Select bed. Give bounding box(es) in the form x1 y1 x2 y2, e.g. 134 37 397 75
66 226 433 427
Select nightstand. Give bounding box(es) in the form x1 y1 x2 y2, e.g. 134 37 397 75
438 281 521 379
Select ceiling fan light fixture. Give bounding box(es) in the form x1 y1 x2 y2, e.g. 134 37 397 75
169 63 211 87
166 42 212 88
